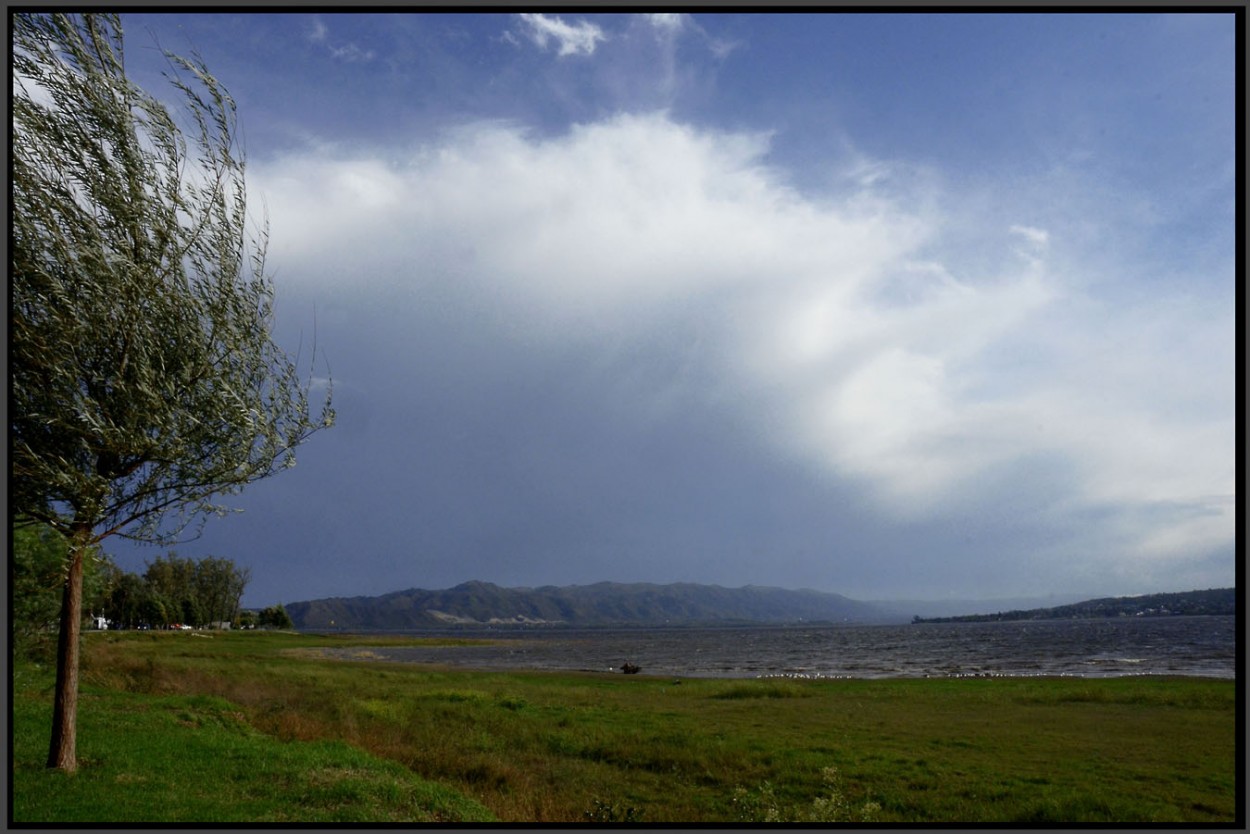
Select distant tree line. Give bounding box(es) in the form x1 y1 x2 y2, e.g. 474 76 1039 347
106 552 250 630
255 604 294 630
11 518 292 658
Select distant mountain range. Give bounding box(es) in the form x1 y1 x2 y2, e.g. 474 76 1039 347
284 581 891 630
912 587 1236 623
283 582 1236 631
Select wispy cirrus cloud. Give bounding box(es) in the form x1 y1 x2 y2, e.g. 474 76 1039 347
517 13 606 58
644 13 685 32
307 16 375 62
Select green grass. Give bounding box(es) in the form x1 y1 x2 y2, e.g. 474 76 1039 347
11 630 1238 823
11 661 494 823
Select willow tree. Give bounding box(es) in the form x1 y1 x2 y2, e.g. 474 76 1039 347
12 13 333 772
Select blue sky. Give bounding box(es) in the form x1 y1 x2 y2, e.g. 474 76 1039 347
102 12 1236 608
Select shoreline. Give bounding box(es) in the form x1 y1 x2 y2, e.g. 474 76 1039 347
305 645 1236 681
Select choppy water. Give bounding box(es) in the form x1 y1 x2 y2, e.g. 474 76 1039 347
321 615 1236 679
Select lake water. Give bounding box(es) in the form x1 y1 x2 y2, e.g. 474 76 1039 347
321 615 1237 680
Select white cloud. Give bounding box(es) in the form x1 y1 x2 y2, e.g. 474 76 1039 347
644 13 685 32
1009 224 1049 247
252 112 1234 578
1007 223 1050 268
307 17 375 62
643 13 740 59
518 13 606 58
329 43 375 63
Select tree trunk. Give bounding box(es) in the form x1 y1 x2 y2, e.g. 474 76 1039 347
47 522 91 772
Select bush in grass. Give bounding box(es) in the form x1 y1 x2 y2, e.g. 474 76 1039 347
732 766 879 823
804 767 881 823
731 780 783 822
495 695 528 711
583 798 644 822
711 681 810 700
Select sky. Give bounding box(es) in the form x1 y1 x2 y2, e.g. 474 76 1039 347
98 11 1237 608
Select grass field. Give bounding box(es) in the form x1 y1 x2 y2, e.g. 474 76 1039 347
11 629 1239 823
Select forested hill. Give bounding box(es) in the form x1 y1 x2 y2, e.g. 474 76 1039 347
912 588 1236 623
284 581 890 630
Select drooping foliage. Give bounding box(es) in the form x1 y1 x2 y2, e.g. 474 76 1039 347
12 13 333 545
11 12 332 771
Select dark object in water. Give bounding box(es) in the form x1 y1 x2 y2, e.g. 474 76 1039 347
621 662 640 674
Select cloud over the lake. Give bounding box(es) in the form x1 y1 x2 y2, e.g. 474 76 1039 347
251 110 1234 592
